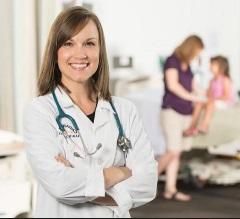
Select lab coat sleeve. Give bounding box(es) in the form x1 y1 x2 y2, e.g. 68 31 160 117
23 101 105 205
107 103 158 212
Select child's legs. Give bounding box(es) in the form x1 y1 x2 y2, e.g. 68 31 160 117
189 102 205 128
199 100 215 129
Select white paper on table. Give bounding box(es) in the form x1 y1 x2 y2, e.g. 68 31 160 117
0 130 24 156
0 130 23 144
208 140 240 156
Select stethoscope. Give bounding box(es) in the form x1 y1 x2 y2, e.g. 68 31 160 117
52 90 132 165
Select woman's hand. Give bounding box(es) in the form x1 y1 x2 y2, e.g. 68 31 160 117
103 166 132 189
166 69 198 102
55 155 133 187
55 155 131 206
91 195 118 206
194 95 208 103
119 166 133 179
92 167 132 206
55 154 74 168
55 155 132 191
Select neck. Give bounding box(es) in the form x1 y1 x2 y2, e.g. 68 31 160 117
181 62 188 71
61 80 97 115
215 74 224 79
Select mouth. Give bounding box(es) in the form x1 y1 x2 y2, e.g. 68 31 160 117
69 62 90 71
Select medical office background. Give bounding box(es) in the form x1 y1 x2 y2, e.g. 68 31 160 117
1 0 240 217
1 0 240 134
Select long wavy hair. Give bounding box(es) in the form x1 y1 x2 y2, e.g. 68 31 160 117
38 6 111 101
175 35 204 64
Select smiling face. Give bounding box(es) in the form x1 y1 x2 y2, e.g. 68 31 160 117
57 20 100 88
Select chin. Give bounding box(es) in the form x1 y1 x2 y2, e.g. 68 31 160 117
62 68 96 85
73 75 93 84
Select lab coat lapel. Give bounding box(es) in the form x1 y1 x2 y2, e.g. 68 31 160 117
53 87 115 155
93 100 114 131
74 107 96 149
54 87 95 157
54 87 114 128
54 86 74 108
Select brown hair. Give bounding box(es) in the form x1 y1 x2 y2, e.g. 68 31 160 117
175 35 204 64
38 6 111 101
211 55 230 78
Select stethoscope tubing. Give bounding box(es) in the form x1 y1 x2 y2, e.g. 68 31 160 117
52 90 131 160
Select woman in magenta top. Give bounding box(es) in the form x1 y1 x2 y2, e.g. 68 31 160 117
158 35 204 202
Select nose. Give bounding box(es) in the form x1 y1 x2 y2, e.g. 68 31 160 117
72 44 88 59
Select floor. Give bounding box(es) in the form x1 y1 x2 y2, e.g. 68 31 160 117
131 149 240 218
131 182 240 218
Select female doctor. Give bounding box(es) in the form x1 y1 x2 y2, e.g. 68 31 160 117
23 6 158 218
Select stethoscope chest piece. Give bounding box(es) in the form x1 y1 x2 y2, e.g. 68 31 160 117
73 152 81 158
117 136 132 154
53 90 132 162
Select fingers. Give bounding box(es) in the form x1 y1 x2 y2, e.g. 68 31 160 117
55 155 73 167
125 167 132 178
119 167 132 179
55 154 65 163
91 196 118 206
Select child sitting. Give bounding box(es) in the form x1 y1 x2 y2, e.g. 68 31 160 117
184 55 235 136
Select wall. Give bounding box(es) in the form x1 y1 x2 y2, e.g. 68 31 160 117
0 0 15 131
13 0 38 133
38 0 63 60
4 0 240 133
87 0 240 89
12 0 63 134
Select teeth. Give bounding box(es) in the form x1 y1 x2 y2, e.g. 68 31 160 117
70 63 88 69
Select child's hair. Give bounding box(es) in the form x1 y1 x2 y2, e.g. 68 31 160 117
210 56 230 78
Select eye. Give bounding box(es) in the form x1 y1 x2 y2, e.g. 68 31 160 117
86 41 96 47
63 41 73 47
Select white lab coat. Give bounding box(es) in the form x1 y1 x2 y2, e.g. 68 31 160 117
23 87 158 218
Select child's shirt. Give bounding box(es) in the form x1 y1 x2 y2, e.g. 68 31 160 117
209 76 235 105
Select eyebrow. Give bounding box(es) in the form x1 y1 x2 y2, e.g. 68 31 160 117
85 38 98 41
67 37 98 42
